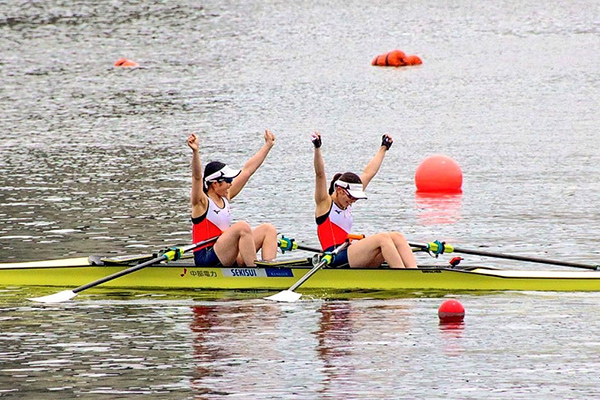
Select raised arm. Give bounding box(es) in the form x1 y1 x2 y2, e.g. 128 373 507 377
228 130 276 200
188 134 208 218
312 132 331 217
360 134 393 189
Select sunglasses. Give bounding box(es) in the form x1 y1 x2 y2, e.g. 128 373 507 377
342 188 358 201
216 177 234 184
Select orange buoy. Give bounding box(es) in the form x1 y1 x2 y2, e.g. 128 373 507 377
371 55 385 66
438 299 465 322
372 54 394 66
405 55 422 65
386 50 407 66
415 155 463 193
372 50 421 67
114 58 139 67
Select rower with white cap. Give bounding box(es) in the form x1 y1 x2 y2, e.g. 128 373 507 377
312 132 416 269
187 130 277 267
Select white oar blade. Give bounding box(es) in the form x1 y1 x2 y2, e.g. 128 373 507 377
265 290 302 303
29 290 78 304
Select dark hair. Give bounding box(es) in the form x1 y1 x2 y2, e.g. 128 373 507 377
203 161 225 193
328 172 362 195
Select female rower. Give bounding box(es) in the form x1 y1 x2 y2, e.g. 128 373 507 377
188 130 278 267
312 132 417 269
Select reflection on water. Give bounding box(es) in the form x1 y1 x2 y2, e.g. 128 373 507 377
415 192 463 226
439 320 465 356
190 305 219 396
314 301 416 398
439 321 465 335
315 301 355 396
166 299 423 398
2 293 600 397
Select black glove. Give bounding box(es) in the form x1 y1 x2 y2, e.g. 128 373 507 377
381 134 393 150
311 133 322 148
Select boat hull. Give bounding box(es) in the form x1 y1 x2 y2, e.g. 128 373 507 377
2 257 600 292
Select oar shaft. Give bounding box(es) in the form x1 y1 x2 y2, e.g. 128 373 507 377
288 260 325 292
288 242 348 292
73 238 217 293
410 241 600 270
295 244 321 253
452 246 599 270
73 256 164 293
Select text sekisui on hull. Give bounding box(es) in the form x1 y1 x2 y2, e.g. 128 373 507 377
3 256 600 295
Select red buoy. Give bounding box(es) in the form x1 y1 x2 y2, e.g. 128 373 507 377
415 154 463 193
438 299 465 322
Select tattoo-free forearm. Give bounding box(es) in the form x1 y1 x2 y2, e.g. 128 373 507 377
242 143 272 175
191 150 203 180
361 147 387 187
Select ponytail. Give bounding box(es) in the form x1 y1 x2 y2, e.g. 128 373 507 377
328 173 343 195
329 172 362 195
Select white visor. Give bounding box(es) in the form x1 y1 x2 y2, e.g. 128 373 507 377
204 165 241 182
335 180 367 200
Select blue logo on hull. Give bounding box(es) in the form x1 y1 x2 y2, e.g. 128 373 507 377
266 268 294 277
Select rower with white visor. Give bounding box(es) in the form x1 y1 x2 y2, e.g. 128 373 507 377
188 130 278 267
312 132 417 269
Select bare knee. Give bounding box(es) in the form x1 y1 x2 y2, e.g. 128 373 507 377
371 232 387 241
260 223 277 235
372 233 395 247
256 223 277 235
232 221 252 235
390 231 406 241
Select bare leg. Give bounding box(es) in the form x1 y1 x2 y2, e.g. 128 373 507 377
347 233 405 268
252 223 278 261
214 221 257 267
389 232 417 269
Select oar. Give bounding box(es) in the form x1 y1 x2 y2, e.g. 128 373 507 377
278 236 321 253
280 236 422 255
266 241 351 302
29 236 219 303
409 240 600 270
